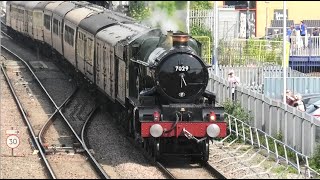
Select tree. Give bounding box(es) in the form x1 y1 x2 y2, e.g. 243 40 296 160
128 1 151 21
190 1 213 10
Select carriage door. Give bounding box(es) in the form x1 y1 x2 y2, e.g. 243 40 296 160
115 44 126 104
85 37 94 82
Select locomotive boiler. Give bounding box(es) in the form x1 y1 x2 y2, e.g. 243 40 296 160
5 1 227 162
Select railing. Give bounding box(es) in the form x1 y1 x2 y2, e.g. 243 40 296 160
216 65 307 90
189 9 214 32
217 39 284 66
215 114 320 178
208 73 320 158
290 36 320 56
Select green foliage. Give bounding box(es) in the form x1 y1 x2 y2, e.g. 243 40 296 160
218 38 282 66
190 25 212 42
190 1 213 10
310 144 320 174
153 1 176 16
174 1 187 10
128 1 151 21
223 100 253 124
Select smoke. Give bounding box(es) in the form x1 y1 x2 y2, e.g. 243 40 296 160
141 3 180 34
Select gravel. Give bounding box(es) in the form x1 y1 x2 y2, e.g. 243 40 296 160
0 63 47 179
208 141 306 179
87 110 167 179
1 39 100 179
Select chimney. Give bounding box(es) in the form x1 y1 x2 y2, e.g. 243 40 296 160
163 30 173 49
172 33 189 47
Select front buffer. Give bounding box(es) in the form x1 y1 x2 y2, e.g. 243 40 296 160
136 105 227 162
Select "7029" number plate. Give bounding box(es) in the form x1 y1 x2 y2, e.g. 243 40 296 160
175 65 190 72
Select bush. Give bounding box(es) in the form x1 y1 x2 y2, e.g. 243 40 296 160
223 99 253 124
190 1 213 10
128 2 151 21
309 144 320 174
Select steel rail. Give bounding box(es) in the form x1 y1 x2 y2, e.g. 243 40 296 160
0 64 57 179
1 45 110 179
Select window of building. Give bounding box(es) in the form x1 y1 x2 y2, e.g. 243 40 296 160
224 1 256 9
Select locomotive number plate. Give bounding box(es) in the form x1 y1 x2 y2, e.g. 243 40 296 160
175 65 190 72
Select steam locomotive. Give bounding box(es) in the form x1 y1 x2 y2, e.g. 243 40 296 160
5 1 227 162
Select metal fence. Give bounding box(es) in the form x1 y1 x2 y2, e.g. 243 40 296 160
189 8 239 41
189 9 214 32
218 39 284 66
217 65 307 85
289 36 320 56
215 114 320 178
264 77 320 100
208 73 320 157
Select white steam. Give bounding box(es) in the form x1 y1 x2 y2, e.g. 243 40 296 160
141 3 180 34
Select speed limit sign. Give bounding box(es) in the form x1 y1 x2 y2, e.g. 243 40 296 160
6 135 20 149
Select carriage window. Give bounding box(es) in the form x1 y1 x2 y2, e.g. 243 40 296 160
44 14 50 30
64 25 74 47
53 19 58 35
69 28 74 47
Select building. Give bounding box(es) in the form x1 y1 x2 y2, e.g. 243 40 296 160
219 1 320 38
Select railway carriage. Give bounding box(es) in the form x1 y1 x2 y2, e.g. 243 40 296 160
24 1 41 38
62 7 101 68
77 11 134 84
33 1 52 42
5 1 227 162
51 1 76 56
5 1 12 28
43 1 64 48
77 13 117 83
8 1 22 32
95 23 150 104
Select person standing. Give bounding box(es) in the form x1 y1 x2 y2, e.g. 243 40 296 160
227 69 240 101
287 25 294 43
300 21 307 48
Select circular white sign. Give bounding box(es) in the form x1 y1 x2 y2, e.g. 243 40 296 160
6 135 20 149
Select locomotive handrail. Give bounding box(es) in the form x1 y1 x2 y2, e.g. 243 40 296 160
130 58 149 66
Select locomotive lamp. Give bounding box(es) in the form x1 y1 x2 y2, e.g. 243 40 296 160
206 124 220 138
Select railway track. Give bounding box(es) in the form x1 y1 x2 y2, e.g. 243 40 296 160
0 44 110 179
0 21 262 178
119 121 227 179
127 137 227 179
1 58 56 179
